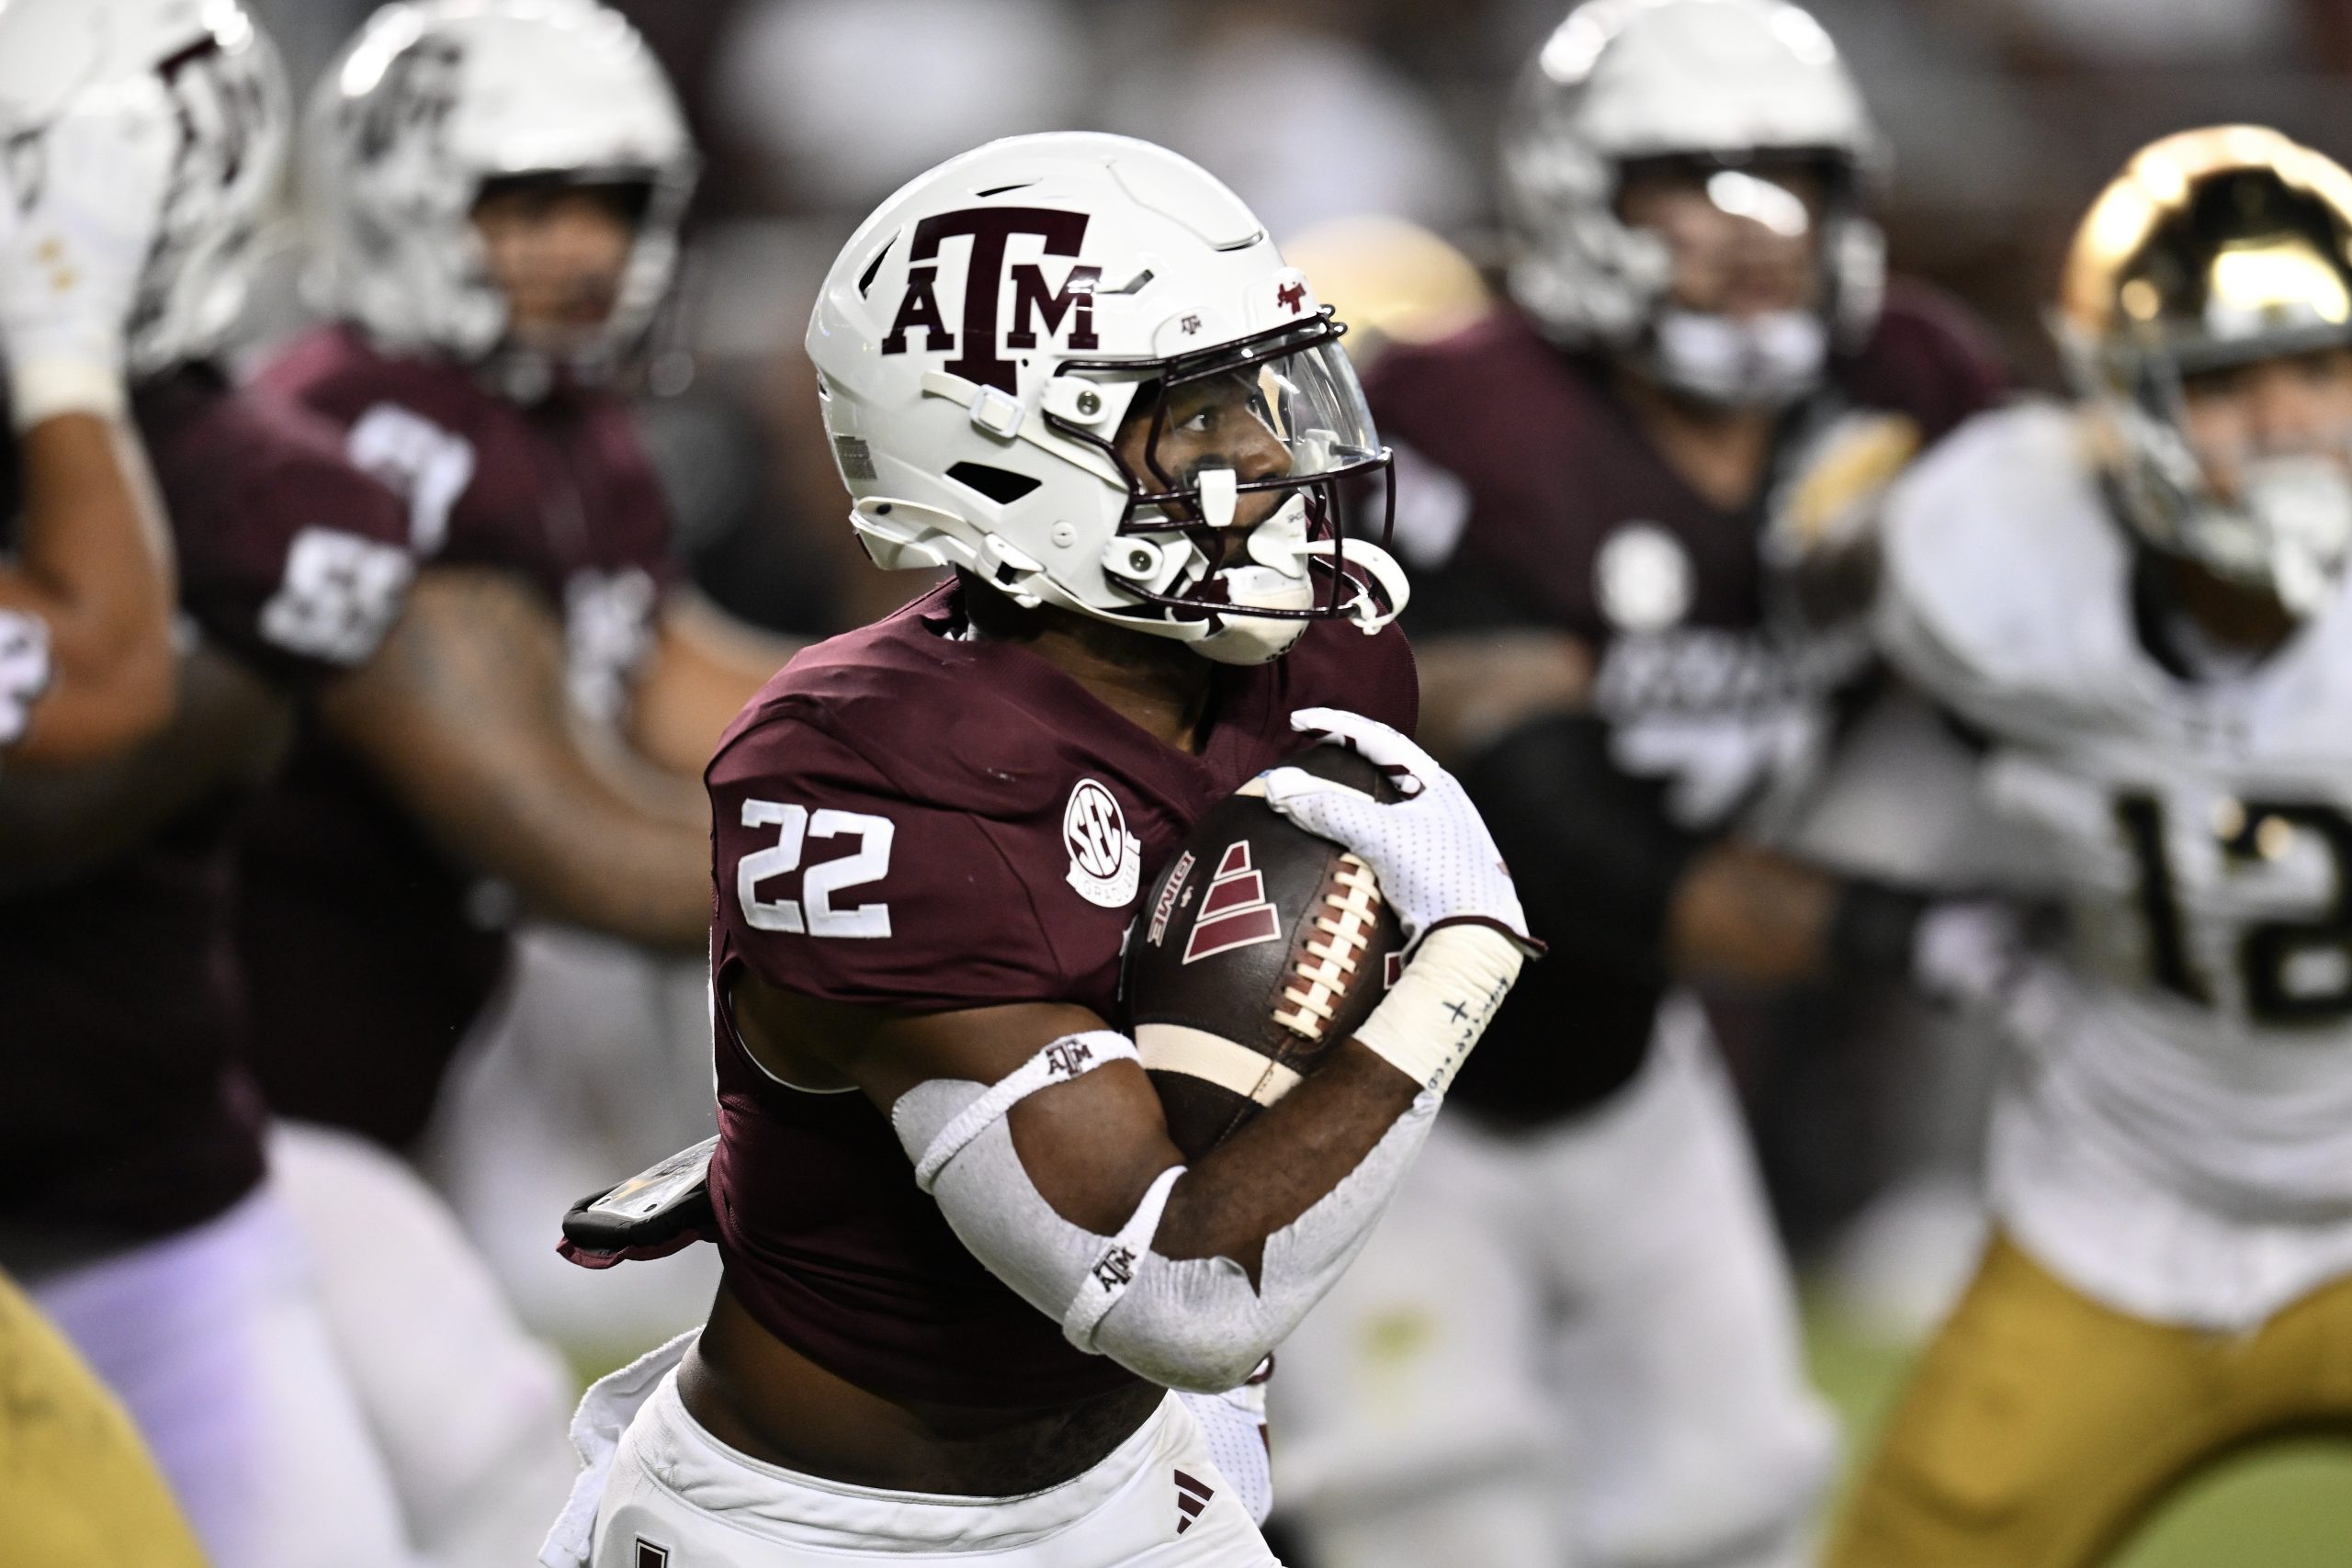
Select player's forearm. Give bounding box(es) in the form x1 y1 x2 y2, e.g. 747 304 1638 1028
1409 629 1591 769
3 413 176 762
1153 1040 1422 1276
322 568 711 948
496 795 712 945
627 599 802 777
0 642 288 894
1665 839 1842 988
345 710 711 947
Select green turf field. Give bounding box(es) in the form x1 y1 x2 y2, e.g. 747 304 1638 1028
1804 1303 2352 1567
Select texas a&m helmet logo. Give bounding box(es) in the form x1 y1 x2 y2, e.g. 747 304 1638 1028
878 207 1101 393
1064 778 1142 908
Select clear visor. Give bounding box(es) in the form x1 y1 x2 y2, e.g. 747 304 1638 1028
1046 310 1396 622
1121 321 1380 526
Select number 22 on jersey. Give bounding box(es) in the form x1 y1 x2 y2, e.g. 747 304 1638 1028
737 801 895 939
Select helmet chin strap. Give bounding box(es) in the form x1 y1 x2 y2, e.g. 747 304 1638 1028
1189 491 1411 666
1649 307 1828 409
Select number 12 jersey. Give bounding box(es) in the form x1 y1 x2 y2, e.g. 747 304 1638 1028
1879 400 2352 1330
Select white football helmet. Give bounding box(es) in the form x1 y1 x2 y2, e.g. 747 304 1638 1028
2060 127 2352 616
304 0 696 383
808 132 1408 666
0 0 289 378
1502 0 1884 407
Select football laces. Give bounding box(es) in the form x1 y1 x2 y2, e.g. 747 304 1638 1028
1277 854 1382 1041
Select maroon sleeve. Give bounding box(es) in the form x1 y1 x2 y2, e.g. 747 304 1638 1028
585 396 679 591
1841 280 2010 443
179 446 415 685
708 705 1068 1011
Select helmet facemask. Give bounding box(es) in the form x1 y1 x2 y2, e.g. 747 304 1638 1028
1499 0 1886 404
1614 153 1854 409
1045 310 1404 664
467 167 685 392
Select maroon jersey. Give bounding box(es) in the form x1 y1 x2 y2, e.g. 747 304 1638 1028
1372 285 2005 1122
234 326 677 1146
706 581 1418 1408
0 366 413 1244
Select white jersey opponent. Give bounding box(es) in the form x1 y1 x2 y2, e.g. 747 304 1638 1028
1879 399 2352 1331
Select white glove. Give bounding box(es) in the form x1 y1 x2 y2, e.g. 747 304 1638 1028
1 86 176 426
1258 706 1536 953
1910 897 2032 1011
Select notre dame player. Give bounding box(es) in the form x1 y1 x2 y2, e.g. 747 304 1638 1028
1833 126 2352 1568
1267 5 2009 1567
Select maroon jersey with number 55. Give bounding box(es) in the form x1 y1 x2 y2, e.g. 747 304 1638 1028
235 324 679 1148
0 367 413 1243
705 581 1418 1408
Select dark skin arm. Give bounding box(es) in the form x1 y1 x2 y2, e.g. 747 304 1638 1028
626 590 803 777
0 640 290 896
1415 627 1846 992
2 412 176 764
317 565 709 948
731 972 1419 1282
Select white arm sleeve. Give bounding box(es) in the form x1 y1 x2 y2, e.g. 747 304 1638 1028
893 1074 1439 1393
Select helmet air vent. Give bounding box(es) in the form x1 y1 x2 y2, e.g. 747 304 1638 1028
947 462 1043 505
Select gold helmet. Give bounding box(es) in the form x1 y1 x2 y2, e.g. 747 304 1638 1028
2058 126 2352 613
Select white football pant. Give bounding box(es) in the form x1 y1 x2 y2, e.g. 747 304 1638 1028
270 1121 583 1568
542 1333 1278 1567
29 1185 425 1568
1272 998 1838 1568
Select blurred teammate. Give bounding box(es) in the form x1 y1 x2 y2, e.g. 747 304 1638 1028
0 4 438 1565
238 0 775 1154
1832 125 2352 1568
1270 5 2007 1566
220 4 792 1556
542 131 1533 1568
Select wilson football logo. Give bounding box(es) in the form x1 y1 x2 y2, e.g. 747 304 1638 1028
1182 841 1283 964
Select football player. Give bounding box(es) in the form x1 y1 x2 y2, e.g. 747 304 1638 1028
539 131 1535 1568
1831 125 2352 1568
0 4 445 1566
0 89 178 768
235 0 785 1153
1267 5 2010 1567
219 5 790 1557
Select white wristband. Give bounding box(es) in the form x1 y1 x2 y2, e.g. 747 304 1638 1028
1351 923 1524 1094
10 355 127 430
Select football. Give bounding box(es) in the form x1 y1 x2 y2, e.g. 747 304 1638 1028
1122 748 1407 1158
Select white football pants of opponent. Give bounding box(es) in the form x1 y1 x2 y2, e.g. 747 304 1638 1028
1272 998 1838 1568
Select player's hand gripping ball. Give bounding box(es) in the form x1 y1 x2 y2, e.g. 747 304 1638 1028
1122 747 1406 1158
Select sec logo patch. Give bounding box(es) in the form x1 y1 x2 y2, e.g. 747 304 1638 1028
1064 778 1142 908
